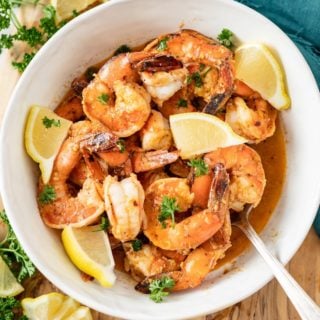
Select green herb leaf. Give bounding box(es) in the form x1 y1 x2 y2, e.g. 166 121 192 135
116 139 126 153
187 158 209 177
97 93 109 105
157 37 169 51
12 52 35 72
42 116 61 128
177 98 188 108
0 34 14 53
40 5 59 39
149 276 175 303
38 185 56 204
14 26 43 47
132 239 142 251
187 72 203 88
94 216 110 232
0 210 36 282
0 297 20 320
114 44 131 56
217 28 234 49
158 196 180 228
0 0 11 31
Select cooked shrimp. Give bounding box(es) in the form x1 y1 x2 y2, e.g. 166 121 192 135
39 138 105 228
144 164 229 250
136 55 188 106
123 243 181 282
55 95 84 122
132 150 179 173
139 168 169 190
161 87 196 118
140 110 173 151
83 53 154 137
145 29 234 113
104 174 145 242
204 144 266 211
136 166 231 292
225 96 277 144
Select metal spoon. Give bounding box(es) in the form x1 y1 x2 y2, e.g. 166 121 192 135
232 204 320 320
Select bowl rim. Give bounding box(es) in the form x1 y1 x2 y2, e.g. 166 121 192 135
1 0 320 319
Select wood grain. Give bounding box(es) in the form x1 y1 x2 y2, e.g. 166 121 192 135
0 7 319 319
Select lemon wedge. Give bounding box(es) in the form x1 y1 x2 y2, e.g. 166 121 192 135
235 43 290 110
169 112 247 159
65 306 93 320
62 225 116 287
0 255 24 297
22 293 93 320
51 0 100 22
24 105 72 184
22 292 65 319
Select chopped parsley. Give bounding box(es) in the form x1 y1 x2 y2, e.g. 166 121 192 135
132 239 142 251
94 216 110 232
0 210 36 282
187 71 203 88
114 44 131 56
42 116 61 128
188 158 209 177
116 139 126 153
97 93 109 105
11 52 36 73
177 98 188 108
158 196 180 228
217 28 234 49
149 276 175 303
38 185 56 204
157 37 169 51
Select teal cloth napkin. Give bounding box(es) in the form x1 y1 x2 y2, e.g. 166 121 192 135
236 0 320 236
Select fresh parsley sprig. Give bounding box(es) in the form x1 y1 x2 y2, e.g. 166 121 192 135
149 276 175 303
0 210 36 282
42 116 61 128
217 28 234 49
188 158 209 177
0 1 72 72
158 196 180 228
38 185 56 204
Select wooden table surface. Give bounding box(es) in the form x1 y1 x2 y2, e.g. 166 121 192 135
0 5 319 319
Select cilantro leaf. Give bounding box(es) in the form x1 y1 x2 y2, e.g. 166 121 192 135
132 239 142 251
42 116 61 128
187 158 209 177
149 276 175 303
217 28 234 49
38 185 56 204
0 210 36 282
158 196 180 228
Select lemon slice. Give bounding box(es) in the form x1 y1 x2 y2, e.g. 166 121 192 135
51 0 99 22
22 292 65 319
170 112 247 159
65 306 93 320
235 43 290 110
0 255 24 297
25 106 72 184
62 225 116 287
22 293 93 320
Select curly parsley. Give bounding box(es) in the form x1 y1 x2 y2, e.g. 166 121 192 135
131 239 142 251
217 28 234 49
42 116 61 128
149 276 175 303
158 196 180 228
0 210 36 282
187 158 209 177
38 185 56 204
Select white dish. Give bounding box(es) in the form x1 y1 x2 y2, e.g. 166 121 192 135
1 0 320 319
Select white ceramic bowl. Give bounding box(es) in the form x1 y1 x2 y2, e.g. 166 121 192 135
1 0 320 319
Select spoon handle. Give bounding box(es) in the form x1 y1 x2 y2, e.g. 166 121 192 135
240 222 320 320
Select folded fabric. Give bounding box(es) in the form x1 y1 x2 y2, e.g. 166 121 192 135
236 0 320 236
